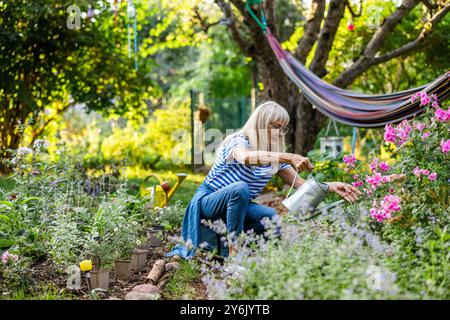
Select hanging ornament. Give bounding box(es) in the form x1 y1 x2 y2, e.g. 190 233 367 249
347 18 355 31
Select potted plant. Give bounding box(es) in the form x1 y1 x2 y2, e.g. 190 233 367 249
145 207 166 247
84 240 114 290
147 226 164 247
112 221 140 280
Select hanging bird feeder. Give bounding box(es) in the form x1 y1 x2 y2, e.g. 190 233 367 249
320 119 344 158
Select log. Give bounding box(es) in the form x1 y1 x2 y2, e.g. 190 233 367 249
145 260 166 284
156 273 172 289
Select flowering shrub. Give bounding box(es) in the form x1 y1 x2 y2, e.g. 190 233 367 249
0 251 32 292
197 91 449 300
340 92 449 297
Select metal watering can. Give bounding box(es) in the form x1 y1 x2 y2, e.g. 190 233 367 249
281 175 345 220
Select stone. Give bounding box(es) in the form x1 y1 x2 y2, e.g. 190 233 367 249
124 291 160 300
165 262 180 272
132 283 161 295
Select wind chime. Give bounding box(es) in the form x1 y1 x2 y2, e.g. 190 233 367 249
320 119 344 158
127 0 139 71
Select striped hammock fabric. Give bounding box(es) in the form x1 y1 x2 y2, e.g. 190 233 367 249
266 29 450 128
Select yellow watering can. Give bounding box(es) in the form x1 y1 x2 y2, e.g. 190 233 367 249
140 173 188 208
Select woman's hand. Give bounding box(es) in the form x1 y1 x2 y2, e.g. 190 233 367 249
288 154 314 172
327 182 362 203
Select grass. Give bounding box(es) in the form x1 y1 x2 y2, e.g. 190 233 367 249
164 260 204 300
123 167 206 207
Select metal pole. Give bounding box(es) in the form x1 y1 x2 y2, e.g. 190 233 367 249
190 90 195 173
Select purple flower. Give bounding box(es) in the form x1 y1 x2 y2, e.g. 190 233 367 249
428 172 437 181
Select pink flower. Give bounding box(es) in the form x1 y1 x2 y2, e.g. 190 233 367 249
370 207 385 222
353 174 359 180
415 123 426 132
428 172 437 181
343 154 356 165
381 175 391 183
421 132 431 140
384 124 397 144
388 187 395 194
420 95 430 106
366 172 382 189
396 120 412 145
370 158 379 172
379 162 390 172
352 180 364 187
381 195 401 212
434 108 450 122
441 139 450 154
1 251 18 265
413 166 432 177
343 154 356 169
431 101 439 108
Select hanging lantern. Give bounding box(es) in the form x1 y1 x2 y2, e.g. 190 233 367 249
195 93 211 123
320 120 344 159
347 19 355 31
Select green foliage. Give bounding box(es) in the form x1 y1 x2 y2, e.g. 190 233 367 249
0 0 157 166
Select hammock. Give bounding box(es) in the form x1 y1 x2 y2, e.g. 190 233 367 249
265 28 450 128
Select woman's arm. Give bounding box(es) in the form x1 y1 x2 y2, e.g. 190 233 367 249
231 147 314 172
277 166 305 188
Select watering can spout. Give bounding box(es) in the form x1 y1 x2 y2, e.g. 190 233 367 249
167 173 188 202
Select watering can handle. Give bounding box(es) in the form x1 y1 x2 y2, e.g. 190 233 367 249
284 168 299 201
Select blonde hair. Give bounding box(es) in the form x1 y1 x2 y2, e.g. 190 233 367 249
216 101 290 172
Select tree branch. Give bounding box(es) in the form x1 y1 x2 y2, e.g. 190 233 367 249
309 0 347 77
193 7 222 33
372 2 450 64
346 0 363 18
294 0 325 64
214 0 254 56
31 102 76 143
334 1 450 88
421 0 438 10
362 0 420 58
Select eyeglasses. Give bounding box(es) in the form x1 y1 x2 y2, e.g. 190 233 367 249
269 123 289 136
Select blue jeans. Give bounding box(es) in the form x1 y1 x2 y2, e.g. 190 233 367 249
200 181 277 237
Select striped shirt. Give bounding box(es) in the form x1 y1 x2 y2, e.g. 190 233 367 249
204 134 291 200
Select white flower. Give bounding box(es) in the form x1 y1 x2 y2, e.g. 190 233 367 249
17 147 33 157
33 139 50 150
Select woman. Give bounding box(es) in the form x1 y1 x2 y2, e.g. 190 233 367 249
167 101 361 259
